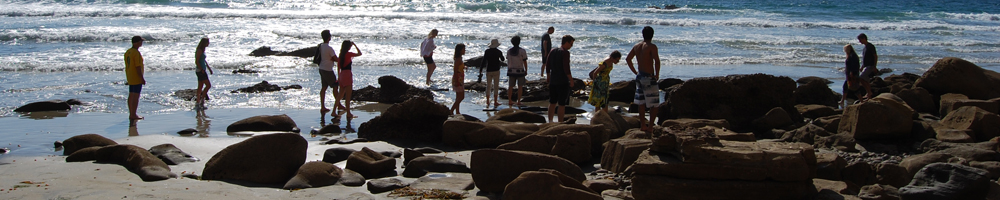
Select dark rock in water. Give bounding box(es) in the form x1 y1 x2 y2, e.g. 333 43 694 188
53 141 63 149
283 161 343 190
915 57 1000 100
280 46 319 58
899 163 990 200
14 99 76 112
463 55 507 68
367 178 408 194
226 114 300 133
62 134 118 156
494 78 586 102
173 89 198 101
250 46 281 57
202 133 308 184
658 78 684 91
0 147 9 154
148 143 200 165
177 128 197 135
322 147 356 164
487 108 546 123
232 69 259 74
797 76 833 85
608 81 637 103
402 156 471 178
282 85 302 90
664 74 802 132
518 106 587 115
231 81 283 93
358 97 450 142
353 76 434 104
96 144 178 181
794 79 840 107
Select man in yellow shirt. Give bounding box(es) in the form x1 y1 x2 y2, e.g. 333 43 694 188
124 36 146 123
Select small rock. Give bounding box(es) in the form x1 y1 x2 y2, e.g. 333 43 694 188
177 128 197 135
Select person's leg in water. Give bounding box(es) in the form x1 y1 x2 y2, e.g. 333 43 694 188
452 87 464 115
426 62 436 85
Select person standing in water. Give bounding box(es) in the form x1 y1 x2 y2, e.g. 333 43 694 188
625 26 662 132
545 35 576 123
124 35 146 124
337 40 362 120
194 37 214 108
506 36 528 107
588 51 621 113
539 27 554 77
481 39 505 109
451 43 467 115
317 30 343 116
421 29 439 86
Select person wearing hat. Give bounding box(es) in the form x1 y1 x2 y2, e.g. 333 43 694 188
124 35 146 124
480 39 505 109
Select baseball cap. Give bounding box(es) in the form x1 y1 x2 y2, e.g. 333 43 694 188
131 36 145 43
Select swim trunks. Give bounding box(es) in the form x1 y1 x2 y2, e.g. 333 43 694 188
634 71 659 108
319 69 338 88
549 83 570 106
129 84 143 93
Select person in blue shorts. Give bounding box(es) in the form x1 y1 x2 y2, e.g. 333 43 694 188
625 26 661 132
124 36 146 123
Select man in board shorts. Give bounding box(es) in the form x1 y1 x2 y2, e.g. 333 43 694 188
625 26 662 132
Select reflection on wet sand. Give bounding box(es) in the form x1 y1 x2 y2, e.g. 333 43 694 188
128 125 139 136
20 111 69 120
195 109 211 137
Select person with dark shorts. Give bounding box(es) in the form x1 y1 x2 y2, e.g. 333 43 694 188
317 30 343 116
194 37 214 108
546 35 576 123
540 27 554 77
421 29 438 85
124 35 146 124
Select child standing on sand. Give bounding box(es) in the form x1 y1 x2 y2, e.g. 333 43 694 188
194 38 214 108
124 35 146 124
337 40 362 120
451 44 467 115
588 51 621 113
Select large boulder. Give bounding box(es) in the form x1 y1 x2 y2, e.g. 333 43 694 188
600 138 652 173
815 150 848 181
497 131 592 164
345 147 396 179
899 152 957 179
794 79 840 107
534 124 608 157
322 147 356 164
876 162 912 188
899 163 991 200
202 133 307 184
914 57 1000 100
607 80 637 103
839 93 915 140
14 99 81 112
282 161 343 190
502 169 601 200
751 107 794 130
939 106 1000 142
358 97 450 142
487 108 547 123
919 138 1000 162
62 134 117 156
352 76 433 104
470 149 586 193
664 74 801 132
895 87 937 114
441 120 537 148
401 156 471 178
95 144 177 181
66 146 102 162
796 104 839 119
633 143 817 182
589 109 633 139
148 144 199 165
226 114 300 133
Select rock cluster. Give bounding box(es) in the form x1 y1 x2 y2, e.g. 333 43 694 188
352 76 433 104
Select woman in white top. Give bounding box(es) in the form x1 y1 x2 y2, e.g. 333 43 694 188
420 29 438 86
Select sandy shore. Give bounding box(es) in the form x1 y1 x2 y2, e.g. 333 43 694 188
0 133 488 199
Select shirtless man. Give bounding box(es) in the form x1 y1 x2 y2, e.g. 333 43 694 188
625 26 661 132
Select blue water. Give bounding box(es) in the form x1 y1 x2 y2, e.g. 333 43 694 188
1 0 998 156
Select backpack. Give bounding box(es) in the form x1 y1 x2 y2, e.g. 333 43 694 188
312 44 322 65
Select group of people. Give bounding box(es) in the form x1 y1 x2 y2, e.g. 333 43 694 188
421 26 664 132
121 27 877 133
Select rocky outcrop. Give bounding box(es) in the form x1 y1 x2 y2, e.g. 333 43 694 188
534 124 609 157
502 169 601 200
282 161 343 190
61 134 117 156
895 87 936 114
899 163 991 200
589 109 633 139
486 108 547 123
796 104 839 119
345 147 396 179
95 144 177 181
939 106 1000 142
172 89 198 101
352 76 433 104
441 119 537 148
663 74 801 132
839 93 915 140
148 144 199 165
600 138 652 173
14 99 82 112
226 114 300 133
231 81 301 93
493 78 587 102
631 127 817 199
797 76 834 85
914 57 1000 100
358 97 450 142
497 131 592 164
401 156 470 178
470 149 585 193
794 78 840 107
202 133 307 184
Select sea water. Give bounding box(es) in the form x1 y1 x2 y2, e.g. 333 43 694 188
1 0 998 156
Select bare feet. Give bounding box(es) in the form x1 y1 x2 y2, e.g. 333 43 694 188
321 108 331 113
129 115 144 120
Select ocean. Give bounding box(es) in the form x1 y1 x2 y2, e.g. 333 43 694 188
1 0 998 156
